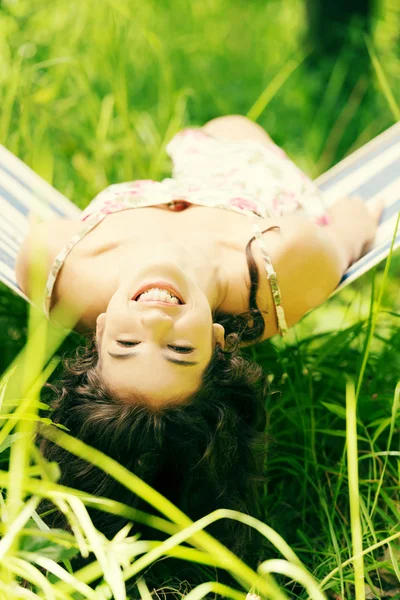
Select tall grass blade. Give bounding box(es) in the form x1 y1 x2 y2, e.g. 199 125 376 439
66 495 126 600
365 36 400 122
356 211 400 401
369 382 400 519
182 582 246 600
0 358 58 450
0 579 41 599
258 559 327 600
103 513 289 600
0 366 16 414
0 496 39 561
246 57 306 122
3 556 58 600
0 471 178 537
320 530 400 590
346 379 365 600
137 578 154 600
387 543 400 583
20 552 99 599
0 57 21 144
319 495 345 598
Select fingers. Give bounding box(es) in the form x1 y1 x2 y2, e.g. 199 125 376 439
366 197 385 223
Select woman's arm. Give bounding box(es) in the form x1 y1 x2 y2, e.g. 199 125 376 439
323 196 384 270
249 197 384 343
269 218 348 329
15 218 80 297
202 115 274 146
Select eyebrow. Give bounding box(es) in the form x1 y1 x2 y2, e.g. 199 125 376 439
107 351 200 367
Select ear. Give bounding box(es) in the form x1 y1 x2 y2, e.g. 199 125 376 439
96 313 106 343
212 323 225 349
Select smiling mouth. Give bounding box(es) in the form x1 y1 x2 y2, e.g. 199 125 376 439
132 281 185 304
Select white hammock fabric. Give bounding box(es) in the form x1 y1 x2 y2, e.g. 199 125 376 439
315 122 400 293
1 123 399 304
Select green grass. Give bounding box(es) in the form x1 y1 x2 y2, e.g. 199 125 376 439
0 0 400 598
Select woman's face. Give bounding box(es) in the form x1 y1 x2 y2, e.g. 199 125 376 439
96 262 225 408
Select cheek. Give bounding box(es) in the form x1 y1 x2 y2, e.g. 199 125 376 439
192 311 213 338
104 305 131 330
106 298 124 317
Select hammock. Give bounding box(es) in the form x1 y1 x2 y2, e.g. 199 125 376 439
1 123 399 303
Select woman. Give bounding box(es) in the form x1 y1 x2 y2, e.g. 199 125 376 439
16 115 382 565
16 115 381 407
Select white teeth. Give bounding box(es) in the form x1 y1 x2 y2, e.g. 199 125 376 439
137 287 180 304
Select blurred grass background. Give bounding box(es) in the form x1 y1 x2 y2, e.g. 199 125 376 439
0 0 399 597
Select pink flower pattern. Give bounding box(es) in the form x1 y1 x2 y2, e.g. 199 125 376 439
315 214 331 226
81 127 330 226
228 197 260 214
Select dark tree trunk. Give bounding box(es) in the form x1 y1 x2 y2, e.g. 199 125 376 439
302 1 380 170
306 0 376 55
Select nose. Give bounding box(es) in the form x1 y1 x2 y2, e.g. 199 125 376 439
140 311 173 338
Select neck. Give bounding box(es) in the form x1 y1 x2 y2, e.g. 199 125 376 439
117 238 228 312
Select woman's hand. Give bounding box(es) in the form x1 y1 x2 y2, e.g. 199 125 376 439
326 196 385 269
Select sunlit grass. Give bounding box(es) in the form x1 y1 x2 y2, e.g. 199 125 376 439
0 0 399 597
1 304 399 598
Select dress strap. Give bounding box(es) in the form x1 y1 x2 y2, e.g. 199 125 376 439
251 219 289 337
43 211 109 318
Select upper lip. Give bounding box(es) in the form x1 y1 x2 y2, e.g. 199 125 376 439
132 282 185 304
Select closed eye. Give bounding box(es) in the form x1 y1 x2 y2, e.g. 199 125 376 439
117 341 193 354
168 345 194 354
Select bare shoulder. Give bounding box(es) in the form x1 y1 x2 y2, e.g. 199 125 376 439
274 216 344 317
241 215 345 346
15 218 81 296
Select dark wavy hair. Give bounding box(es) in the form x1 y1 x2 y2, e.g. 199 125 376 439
39 230 276 589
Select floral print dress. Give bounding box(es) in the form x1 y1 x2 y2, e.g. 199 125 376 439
44 128 332 336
